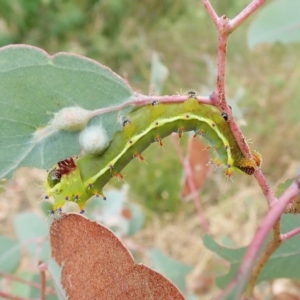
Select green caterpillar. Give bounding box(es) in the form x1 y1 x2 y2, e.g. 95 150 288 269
45 98 261 212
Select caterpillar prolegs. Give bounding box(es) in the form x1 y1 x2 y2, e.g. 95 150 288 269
45 98 261 212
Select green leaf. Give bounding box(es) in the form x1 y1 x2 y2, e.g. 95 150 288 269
11 272 33 297
14 212 49 262
0 236 21 273
0 44 134 179
40 200 55 217
150 247 193 293
126 203 145 236
203 214 300 290
11 271 56 299
247 0 300 49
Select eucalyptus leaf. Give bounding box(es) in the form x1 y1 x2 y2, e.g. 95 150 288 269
150 247 192 293
248 0 300 49
14 211 50 262
0 236 21 273
0 44 134 178
203 215 300 290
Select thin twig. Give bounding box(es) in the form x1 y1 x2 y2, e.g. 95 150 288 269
255 169 277 207
216 177 300 299
34 94 212 145
281 227 300 241
0 292 28 300
229 0 267 32
246 219 282 296
215 16 229 107
201 0 219 27
0 271 56 295
202 1 254 160
201 1 292 298
39 262 47 300
89 94 212 119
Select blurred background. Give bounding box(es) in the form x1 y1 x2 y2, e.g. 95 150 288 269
0 0 300 299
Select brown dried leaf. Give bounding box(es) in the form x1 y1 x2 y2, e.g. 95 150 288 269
181 137 212 199
50 214 184 300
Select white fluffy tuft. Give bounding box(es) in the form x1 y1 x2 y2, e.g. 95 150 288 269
51 107 91 132
79 125 110 155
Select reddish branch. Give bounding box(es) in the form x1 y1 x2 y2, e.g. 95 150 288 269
281 226 300 241
89 94 212 119
255 170 277 207
201 0 268 164
217 177 300 298
246 219 282 295
39 262 47 300
0 292 28 300
0 271 56 295
230 0 267 31
201 0 298 298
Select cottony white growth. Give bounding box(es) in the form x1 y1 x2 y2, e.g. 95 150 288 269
79 125 110 155
51 106 91 132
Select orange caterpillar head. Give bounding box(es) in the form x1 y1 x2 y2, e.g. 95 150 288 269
236 150 262 175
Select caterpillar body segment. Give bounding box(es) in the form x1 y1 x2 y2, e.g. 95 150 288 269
45 98 260 211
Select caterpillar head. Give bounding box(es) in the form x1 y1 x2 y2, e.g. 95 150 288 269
236 150 262 175
45 157 90 211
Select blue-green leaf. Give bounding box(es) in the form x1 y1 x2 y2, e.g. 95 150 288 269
203 214 300 290
150 247 193 293
0 45 134 179
14 212 49 262
0 236 21 273
248 0 300 49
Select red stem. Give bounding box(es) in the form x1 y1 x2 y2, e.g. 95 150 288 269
229 0 267 32
0 292 28 300
215 16 228 107
216 177 300 298
201 0 219 27
201 0 293 297
39 262 47 300
281 227 300 241
254 169 277 207
89 94 212 119
0 271 56 295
